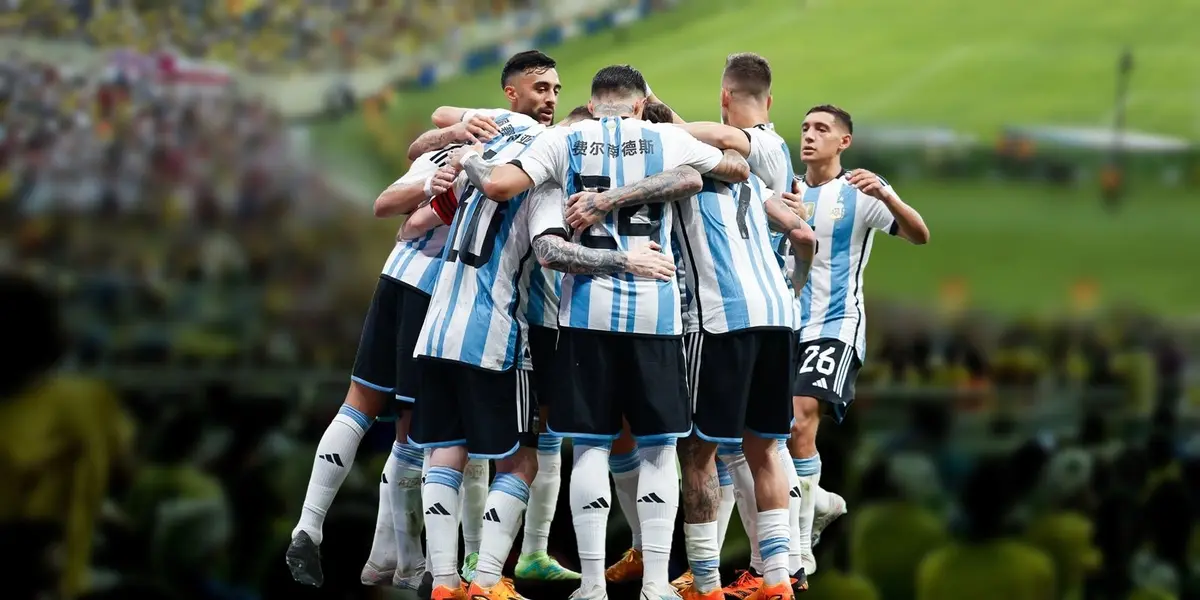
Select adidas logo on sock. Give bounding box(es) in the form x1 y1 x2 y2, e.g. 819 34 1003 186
637 492 666 504
582 497 610 510
425 503 451 516
319 453 344 467
789 486 801 499
483 508 501 523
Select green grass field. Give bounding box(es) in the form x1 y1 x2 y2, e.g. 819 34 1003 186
313 0 1200 315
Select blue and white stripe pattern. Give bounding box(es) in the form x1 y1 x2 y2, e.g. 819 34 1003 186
520 264 562 330
795 172 899 358
425 465 464 490
608 450 639 475
490 472 531 502
673 173 794 334
392 441 425 469
337 403 372 430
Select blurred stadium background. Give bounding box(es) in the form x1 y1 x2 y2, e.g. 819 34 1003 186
1 0 1198 599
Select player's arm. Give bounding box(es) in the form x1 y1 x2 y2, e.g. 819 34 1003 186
564 166 703 231
374 159 454 218
848 168 930 245
707 149 752 183
645 83 686 124
431 106 470 127
408 111 502 159
765 193 817 293
460 128 569 201
533 236 675 280
675 122 751 157
661 125 749 183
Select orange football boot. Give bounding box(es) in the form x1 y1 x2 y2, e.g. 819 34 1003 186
745 580 795 600
430 581 468 600
721 570 762 599
679 584 724 600
465 577 526 599
604 548 643 583
670 570 694 592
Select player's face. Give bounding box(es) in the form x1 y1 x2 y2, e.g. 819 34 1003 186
506 68 561 125
800 112 851 163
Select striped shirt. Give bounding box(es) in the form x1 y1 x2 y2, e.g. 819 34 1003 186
380 147 459 294
415 120 552 372
519 264 561 330
674 174 794 333
516 116 724 336
795 171 899 357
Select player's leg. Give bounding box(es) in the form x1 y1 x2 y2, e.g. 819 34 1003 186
384 410 427 589
549 327 622 600
623 334 691 599
287 277 397 586
409 359 471 598
714 456 736 549
458 457 489 582
605 420 643 584
516 324 579 581
464 368 541 599
740 330 799 599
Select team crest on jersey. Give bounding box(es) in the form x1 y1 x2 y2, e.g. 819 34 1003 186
830 203 846 221
803 202 816 223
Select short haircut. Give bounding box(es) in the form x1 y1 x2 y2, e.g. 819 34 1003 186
567 105 593 121
590 65 648 100
642 102 673 124
806 104 854 134
722 52 772 97
500 50 556 88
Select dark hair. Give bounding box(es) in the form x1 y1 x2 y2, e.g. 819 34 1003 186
723 52 772 97
806 104 854 134
642 102 673 124
590 64 648 100
567 105 593 121
501 50 556 88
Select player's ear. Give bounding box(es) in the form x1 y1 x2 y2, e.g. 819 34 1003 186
840 133 853 152
587 100 596 115
504 85 519 104
766 94 773 111
719 88 730 108
632 97 645 119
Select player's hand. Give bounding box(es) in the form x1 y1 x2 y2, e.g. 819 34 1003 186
780 190 808 220
792 175 802 195
427 166 456 196
457 114 501 143
447 143 485 170
624 242 676 281
847 168 890 200
564 191 614 231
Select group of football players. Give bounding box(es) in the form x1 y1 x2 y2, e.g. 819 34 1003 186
285 48 929 600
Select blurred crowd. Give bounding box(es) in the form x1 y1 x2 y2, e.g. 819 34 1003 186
3 0 543 74
0 55 378 369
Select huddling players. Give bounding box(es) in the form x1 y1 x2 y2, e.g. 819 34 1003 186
287 48 929 600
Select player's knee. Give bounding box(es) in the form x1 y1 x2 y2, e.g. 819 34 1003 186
345 383 387 418
678 435 717 471
428 445 469 470
496 447 538 483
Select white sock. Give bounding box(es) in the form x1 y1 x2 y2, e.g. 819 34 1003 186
715 456 736 553
461 458 489 557
793 453 821 575
814 484 833 515
778 440 804 575
389 443 426 572
684 521 721 592
474 473 531 588
293 404 370 544
718 444 762 573
637 440 680 590
571 441 612 592
423 466 464 589
609 447 642 550
521 435 562 555
756 508 791 586
365 451 398 569
420 450 433 578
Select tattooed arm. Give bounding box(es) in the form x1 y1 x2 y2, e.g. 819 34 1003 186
563 166 702 231
676 122 752 157
533 237 676 280
765 194 817 295
704 149 751 183
406 126 470 161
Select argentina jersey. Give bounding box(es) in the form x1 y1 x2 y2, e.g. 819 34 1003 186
672 230 699 334
519 264 561 329
415 124 551 372
674 174 794 334
515 116 724 336
795 171 901 357
380 145 464 293
742 124 799 287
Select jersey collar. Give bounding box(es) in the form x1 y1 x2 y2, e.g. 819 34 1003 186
798 169 848 187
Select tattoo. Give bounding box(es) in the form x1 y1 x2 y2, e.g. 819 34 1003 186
533 235 628 275
791 257 813 296
706 149 751 183
678 437 720 522
591 102 635 117
602 166 702 210
408 127 463 159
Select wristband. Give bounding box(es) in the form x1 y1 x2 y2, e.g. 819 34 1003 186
459 150 481 168
422 175 436 198
430 189 459 225
460 109 478 123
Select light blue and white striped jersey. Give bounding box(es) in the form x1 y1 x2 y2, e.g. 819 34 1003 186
379 147 461 293
672 230 699 334
415 120 550 372
519 263 561 330
795 171 900 357
516 116 724 336
674 174 794 334
742 124 799 287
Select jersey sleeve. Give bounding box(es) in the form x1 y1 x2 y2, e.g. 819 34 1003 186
746 128 792 192
859 181 900 235
527 182 568 240
658 124 724 174
512 127 569 188
392 154 441 187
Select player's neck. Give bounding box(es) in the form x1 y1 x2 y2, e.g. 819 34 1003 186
725 104 769 129
804 160 843 187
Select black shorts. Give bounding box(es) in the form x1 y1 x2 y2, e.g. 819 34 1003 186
686 329 795 442
793 337 861 423
547 327 690 441
527 324 559 407
409 360 537 459
351 276 429 404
